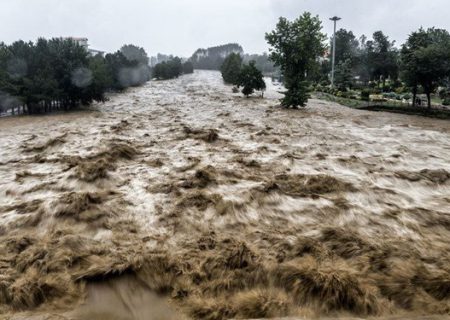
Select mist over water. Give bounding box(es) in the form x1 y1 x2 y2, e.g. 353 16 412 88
71 67 93 88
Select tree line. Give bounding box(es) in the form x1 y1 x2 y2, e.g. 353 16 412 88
0 39 151 115
190 43 277 75
265 12 450 108
191 43 243 70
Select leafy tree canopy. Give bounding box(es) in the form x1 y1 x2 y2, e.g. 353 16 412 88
401 27 450 107
266 12 326 108
237 61 266 97
153 57 192 80
0 38 150 114
220 53 242 85
332 29 360 66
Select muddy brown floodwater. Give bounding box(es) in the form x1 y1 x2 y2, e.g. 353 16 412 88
1 70 450 320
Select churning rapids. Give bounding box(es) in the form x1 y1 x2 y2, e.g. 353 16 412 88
0 71 450 320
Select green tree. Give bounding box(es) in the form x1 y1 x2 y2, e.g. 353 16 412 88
120 44 149 65
333 29 360 66
266 12 326 108
334 59 354 91
0 38 149 115
220 53 242 85
168 57 183 78
401 28 450 108
352 35 371 85
85 54 112 103
237 61 266 97
182 61 194 74
366 31 399 88
152 57 183 80
105 51 128 90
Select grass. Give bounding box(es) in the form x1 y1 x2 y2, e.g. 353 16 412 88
313 92 450 120
313 92 366 109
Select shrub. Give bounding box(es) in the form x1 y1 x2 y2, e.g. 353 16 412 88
361 89 371 101
341 92 353 99
372 88 382 94
370 94 386 102
443 98 450 106
382 85 392 93
153 57 183 80
236 61 266 97
320 80 330 87
438 88 450 101
402 94 412 101
182 61 194 74
395 87 407 94
383 92 397 99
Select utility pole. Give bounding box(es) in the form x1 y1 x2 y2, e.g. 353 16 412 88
330 16 341 88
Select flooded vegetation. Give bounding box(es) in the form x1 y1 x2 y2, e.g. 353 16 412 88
1 71 449 319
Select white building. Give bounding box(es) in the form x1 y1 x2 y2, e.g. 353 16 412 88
63 37 104 56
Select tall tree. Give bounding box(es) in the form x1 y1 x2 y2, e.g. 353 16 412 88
120 44 149 65
334 59 354 91
401 28 450 108
366 31 399 88
266 12 326 108
0 38 150 115
332 29 359 66
85 54 112 103
220 53 242 85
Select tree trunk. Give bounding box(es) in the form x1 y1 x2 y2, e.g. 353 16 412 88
412 86 417 108
426 91 431 109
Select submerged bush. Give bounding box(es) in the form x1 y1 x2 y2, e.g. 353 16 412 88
152 57 183 80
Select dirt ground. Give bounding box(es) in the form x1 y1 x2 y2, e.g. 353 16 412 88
0 70 449 320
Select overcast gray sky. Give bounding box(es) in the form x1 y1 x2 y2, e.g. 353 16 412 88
1 0 449 57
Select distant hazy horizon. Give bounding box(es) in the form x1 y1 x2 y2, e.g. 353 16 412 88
1 0 449 57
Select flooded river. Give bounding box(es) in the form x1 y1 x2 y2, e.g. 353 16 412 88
1 71 449 319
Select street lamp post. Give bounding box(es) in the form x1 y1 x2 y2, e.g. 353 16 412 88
330 16 341 88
